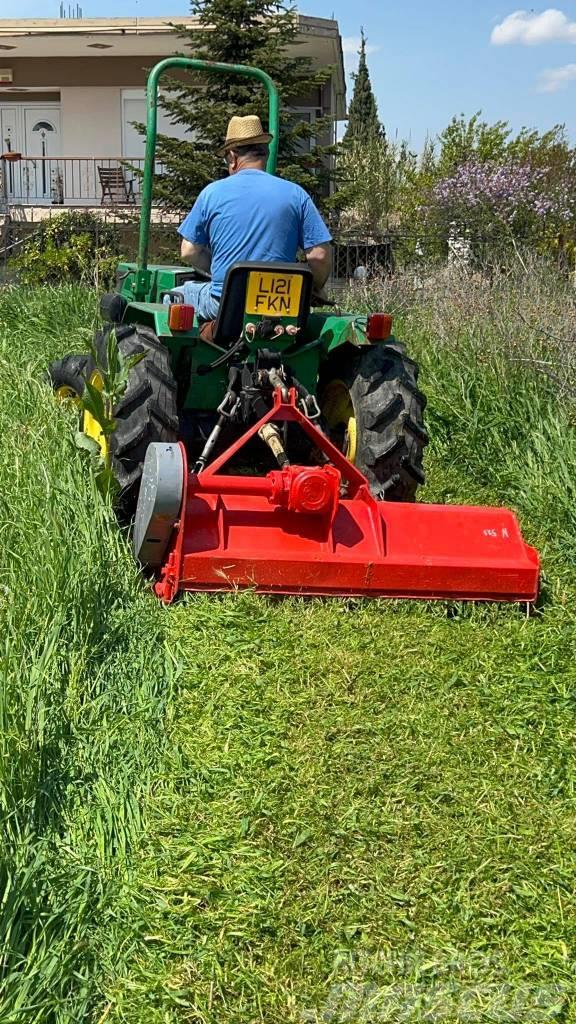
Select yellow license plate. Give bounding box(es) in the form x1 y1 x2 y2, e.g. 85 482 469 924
245 271 303 317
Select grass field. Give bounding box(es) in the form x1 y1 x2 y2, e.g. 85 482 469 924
0 270 575 1022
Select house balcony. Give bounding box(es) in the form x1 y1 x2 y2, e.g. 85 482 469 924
0 155 180 220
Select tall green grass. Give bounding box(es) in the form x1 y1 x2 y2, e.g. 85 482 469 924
0 272 575 1022
0 287 177 1021
392 263 576 570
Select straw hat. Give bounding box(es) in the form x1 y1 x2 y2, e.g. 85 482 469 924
218 115 273 156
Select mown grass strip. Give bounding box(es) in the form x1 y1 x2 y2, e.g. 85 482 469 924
90 271 576 1021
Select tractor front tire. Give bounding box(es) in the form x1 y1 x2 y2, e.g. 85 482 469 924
47 353 89 402
320 342 428 501
95 324 179 517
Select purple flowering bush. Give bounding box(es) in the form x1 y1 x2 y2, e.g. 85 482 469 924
428 158 576 257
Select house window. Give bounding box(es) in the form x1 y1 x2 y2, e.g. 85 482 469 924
32 120 56 133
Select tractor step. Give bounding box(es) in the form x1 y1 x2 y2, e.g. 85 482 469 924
136 389 539 605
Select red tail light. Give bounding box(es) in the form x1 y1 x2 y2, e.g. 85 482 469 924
168 303 195 332
367 313 393 341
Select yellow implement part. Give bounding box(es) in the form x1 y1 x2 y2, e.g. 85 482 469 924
82 371 108 458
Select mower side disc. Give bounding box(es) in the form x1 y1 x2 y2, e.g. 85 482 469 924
133 443 184 568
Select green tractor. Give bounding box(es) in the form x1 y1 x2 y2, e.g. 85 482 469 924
49 57 427 519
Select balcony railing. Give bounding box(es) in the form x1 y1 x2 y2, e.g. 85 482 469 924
0 156 160 208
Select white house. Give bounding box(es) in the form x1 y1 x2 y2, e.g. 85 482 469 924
0 14 346 207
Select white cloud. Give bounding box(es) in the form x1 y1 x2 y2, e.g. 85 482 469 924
341 35 380 76
538 61 576 90
491 8 576 45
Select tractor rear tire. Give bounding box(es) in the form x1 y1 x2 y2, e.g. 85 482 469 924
95 324 179 518
320 342 428 501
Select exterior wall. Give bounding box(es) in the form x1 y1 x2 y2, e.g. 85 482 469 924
0 15 346 119
61 86 121 155
6 56 162 89
290 88 325 109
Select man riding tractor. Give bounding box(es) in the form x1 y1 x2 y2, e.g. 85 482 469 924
164 114 333 321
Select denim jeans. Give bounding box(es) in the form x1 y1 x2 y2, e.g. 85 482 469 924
163 281 220 321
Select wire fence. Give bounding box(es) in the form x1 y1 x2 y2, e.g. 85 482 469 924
0 206 573 288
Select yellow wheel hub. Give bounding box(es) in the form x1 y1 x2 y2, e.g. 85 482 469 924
82 371 108 459
55 384 81 406
321 379 357 464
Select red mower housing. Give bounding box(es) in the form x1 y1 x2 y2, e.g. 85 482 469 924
150 389 539 605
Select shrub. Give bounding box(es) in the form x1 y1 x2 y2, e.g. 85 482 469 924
435 159 572 226
16 211 122 288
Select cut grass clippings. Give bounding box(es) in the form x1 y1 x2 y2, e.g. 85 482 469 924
0 275 575 1022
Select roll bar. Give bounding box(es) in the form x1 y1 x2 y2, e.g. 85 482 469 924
135 57 280 299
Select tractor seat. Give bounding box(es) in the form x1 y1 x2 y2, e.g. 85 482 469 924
206 261 314 346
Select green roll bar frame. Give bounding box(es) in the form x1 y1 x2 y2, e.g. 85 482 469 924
135 57 280 301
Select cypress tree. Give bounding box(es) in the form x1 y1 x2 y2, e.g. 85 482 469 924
151 0 335 209
343 29 383 144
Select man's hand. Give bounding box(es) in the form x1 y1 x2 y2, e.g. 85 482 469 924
305 243 332 292
181 240 211 273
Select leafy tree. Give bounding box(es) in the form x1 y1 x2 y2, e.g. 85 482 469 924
437 114 574 179
437 113 512 176
418 114 576 262
507 124 576 199
425 156 576 268
151 0 334 209
419 135 437 178
337 136 417 236
343 29 383 144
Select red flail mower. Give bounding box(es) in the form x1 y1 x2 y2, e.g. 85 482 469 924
134 387 539 605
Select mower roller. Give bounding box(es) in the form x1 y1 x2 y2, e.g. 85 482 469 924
49 58 540 604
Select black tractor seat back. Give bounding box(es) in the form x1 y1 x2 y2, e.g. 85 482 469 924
210 262 314 346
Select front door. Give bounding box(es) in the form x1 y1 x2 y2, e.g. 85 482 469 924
23 107 61 203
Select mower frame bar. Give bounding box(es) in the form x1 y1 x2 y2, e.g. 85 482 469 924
136 57 280 300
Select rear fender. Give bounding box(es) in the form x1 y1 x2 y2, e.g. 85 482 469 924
305 312 373 354
123 301 200 339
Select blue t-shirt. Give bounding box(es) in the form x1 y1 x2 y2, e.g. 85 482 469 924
178 169 332 298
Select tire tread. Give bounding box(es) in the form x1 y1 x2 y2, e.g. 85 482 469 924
322 342 428 501
98 324 179 515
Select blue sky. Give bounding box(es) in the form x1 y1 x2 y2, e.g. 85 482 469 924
3 0 576 149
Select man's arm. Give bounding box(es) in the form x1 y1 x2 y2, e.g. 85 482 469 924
180 239 211 274
178 189 211 272
299 190 332 297
305 243 332 293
